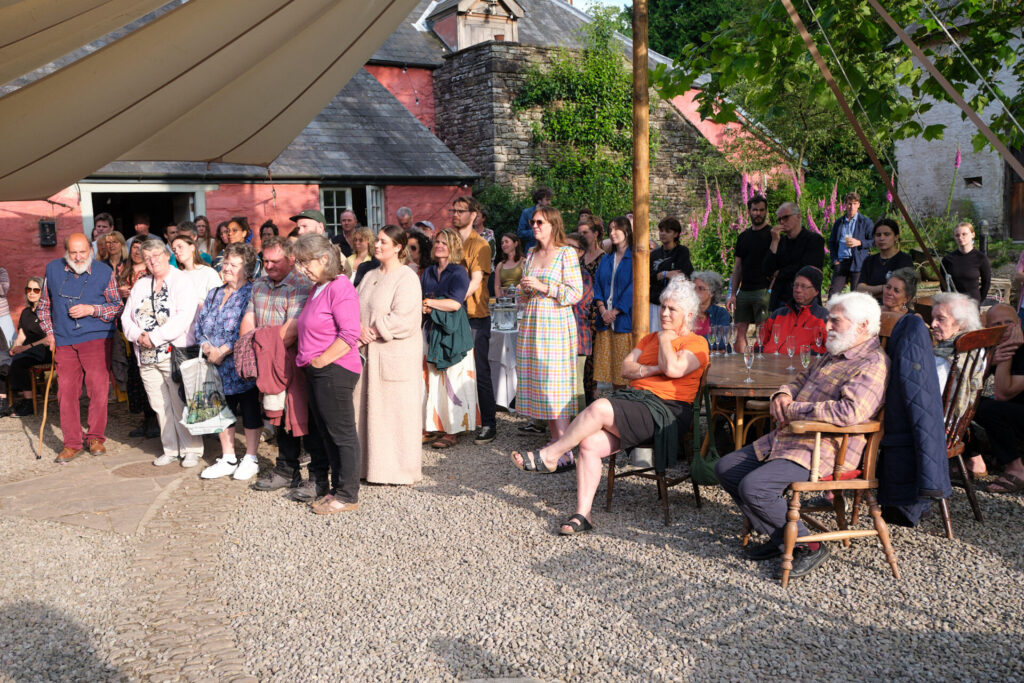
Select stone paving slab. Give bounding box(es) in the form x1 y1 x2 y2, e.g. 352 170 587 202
0 447 189 535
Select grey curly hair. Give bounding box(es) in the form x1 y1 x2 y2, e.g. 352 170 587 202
691 270 724 304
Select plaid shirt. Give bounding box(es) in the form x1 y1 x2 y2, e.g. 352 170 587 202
246 268 311 327
754 336 888 476
573 267 595 355
37 261 123 336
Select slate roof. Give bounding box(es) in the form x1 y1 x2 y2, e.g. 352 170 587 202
93 69 476 182
369 0 447 67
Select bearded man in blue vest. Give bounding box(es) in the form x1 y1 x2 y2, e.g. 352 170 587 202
37 233 124 463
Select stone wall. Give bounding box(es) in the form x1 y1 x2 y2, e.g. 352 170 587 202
433 41 716 220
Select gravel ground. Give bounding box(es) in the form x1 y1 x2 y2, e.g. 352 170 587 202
216 411 1024 682
2 403 1024 681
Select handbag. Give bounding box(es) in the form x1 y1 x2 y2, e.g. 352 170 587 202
689 385 721 486
178 357 236 435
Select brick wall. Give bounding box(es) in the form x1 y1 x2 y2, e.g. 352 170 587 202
384 185 471 229
203 183 320 237
432 42 717 220
365 65 437 133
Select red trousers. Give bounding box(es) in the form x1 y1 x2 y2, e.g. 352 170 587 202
55 337 112 450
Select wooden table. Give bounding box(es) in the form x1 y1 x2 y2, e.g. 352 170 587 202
705 352 802 451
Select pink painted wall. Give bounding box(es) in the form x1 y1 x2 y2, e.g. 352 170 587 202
365 65 437 133
384 185 471 229
204 183 320 238
0 187 83 319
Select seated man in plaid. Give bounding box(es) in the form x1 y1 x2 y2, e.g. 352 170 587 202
715 292 889 580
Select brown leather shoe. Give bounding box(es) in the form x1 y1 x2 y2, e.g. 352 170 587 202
87 439 107 456
54 447 82 464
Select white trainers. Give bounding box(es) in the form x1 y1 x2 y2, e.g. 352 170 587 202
181 453 201 468
153 453 178 467
200 457 238 479
232 458 259 481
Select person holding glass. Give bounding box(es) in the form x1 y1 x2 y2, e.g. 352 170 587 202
761 266 827 355
691 271 731 351
36 233 124 462
593 217 634 391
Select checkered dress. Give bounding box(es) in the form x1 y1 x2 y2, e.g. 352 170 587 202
515 247 583 421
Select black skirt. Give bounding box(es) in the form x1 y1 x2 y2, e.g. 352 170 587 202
608 396 692 450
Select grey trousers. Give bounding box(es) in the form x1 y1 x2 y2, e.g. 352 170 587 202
715 445 810 548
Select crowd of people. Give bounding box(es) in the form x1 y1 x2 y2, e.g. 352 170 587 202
0 187 1019 580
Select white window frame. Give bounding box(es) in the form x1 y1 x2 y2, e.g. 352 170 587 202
365 185 384 232
320 186 353 235
77 181 217 238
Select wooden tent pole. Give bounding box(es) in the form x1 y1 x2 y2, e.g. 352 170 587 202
779 0 945 289
632 0 651 343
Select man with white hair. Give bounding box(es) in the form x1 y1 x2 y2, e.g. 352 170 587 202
37 233 124 463
715 291 889 580
396 206 414 232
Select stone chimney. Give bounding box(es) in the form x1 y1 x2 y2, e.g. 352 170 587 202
427 0 524 52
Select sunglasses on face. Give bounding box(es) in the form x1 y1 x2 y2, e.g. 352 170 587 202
26 287 41 293
529 220 545 226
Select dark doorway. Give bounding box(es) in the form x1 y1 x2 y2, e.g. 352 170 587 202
91 192 194 239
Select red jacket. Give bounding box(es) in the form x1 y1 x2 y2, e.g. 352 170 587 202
762 302 827 355
253 325 309 436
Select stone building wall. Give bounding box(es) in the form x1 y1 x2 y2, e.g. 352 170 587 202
433 41 716 220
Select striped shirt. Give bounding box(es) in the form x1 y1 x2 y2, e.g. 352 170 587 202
754 336 888 476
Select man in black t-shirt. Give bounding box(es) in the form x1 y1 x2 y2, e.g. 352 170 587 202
972 304 1024 493
727 194 772 352
763 202 825 311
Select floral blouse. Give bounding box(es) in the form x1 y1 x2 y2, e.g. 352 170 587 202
194 282 255 396
134 279 171 365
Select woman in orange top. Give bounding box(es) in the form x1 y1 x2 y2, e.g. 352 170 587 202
512 276 710 535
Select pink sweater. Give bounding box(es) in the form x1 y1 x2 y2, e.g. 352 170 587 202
295 276 362 375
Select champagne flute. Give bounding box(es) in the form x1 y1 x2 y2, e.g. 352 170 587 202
707 325 718 356
755 323 765 358
728 323 737 355
772 328 781 355
800 344 811 369
814 327 825 352
743 345 755 383
786 334 797 370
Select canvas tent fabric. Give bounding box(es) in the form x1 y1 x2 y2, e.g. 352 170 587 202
0 0 422 201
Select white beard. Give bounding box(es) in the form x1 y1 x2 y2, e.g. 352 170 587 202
826 326 859 356
66 253 93 275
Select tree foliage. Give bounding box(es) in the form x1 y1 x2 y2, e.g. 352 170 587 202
612 0 753 59
653 0 1024 158
514 8 657 220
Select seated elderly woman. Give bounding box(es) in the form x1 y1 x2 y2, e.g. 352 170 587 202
691 271 731 339
929 291 983 398
511 277 710 535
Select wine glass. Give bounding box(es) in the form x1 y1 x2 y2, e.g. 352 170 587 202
814 326 825 351
800 344 811 369
727 323 737 355
707 325 718 356
743 345 755 383
755 323 765 358
772 327 781 355
786 335 797 370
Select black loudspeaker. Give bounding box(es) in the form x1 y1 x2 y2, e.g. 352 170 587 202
39 219 56 247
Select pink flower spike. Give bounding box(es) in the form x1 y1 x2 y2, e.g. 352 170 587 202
792 171 802 201
715 182 724 212
954 144 961 169
741 175 749 204
704 186 712 213
690 220 699 240
818 198 826 209
807 209 820 234
886 190 893 204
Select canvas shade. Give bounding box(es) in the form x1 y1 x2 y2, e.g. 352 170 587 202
0 0 421 201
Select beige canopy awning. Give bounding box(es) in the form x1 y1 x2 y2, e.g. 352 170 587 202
0 0 421 201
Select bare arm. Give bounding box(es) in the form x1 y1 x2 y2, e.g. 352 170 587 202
311 337 352 369
657 331 702 378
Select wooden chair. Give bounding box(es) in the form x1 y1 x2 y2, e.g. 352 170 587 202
605 366 709 526
779 413 900 588
29 363 56 415
937 325 1006 538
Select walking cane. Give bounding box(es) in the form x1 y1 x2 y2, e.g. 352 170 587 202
37 357 55 459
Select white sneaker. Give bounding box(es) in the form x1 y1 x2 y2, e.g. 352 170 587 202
181 453 201 468
232 458 259 481
153 453 178 467
200 457 238 479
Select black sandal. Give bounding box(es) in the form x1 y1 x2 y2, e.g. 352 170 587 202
559 514 593 536
511 450 556 473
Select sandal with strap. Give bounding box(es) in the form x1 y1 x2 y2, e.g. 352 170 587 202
983 472 1024 494
511 450 556 473
559 513 593 536
431 433 458 449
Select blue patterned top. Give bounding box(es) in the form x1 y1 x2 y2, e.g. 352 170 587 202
195 282 255 396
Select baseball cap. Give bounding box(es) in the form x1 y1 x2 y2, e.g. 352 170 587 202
290 209 326 224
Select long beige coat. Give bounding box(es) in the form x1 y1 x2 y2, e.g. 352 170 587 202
355 265 424 484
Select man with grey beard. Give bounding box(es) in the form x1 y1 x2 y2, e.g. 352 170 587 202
714 292 889 581
37 233 123 463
